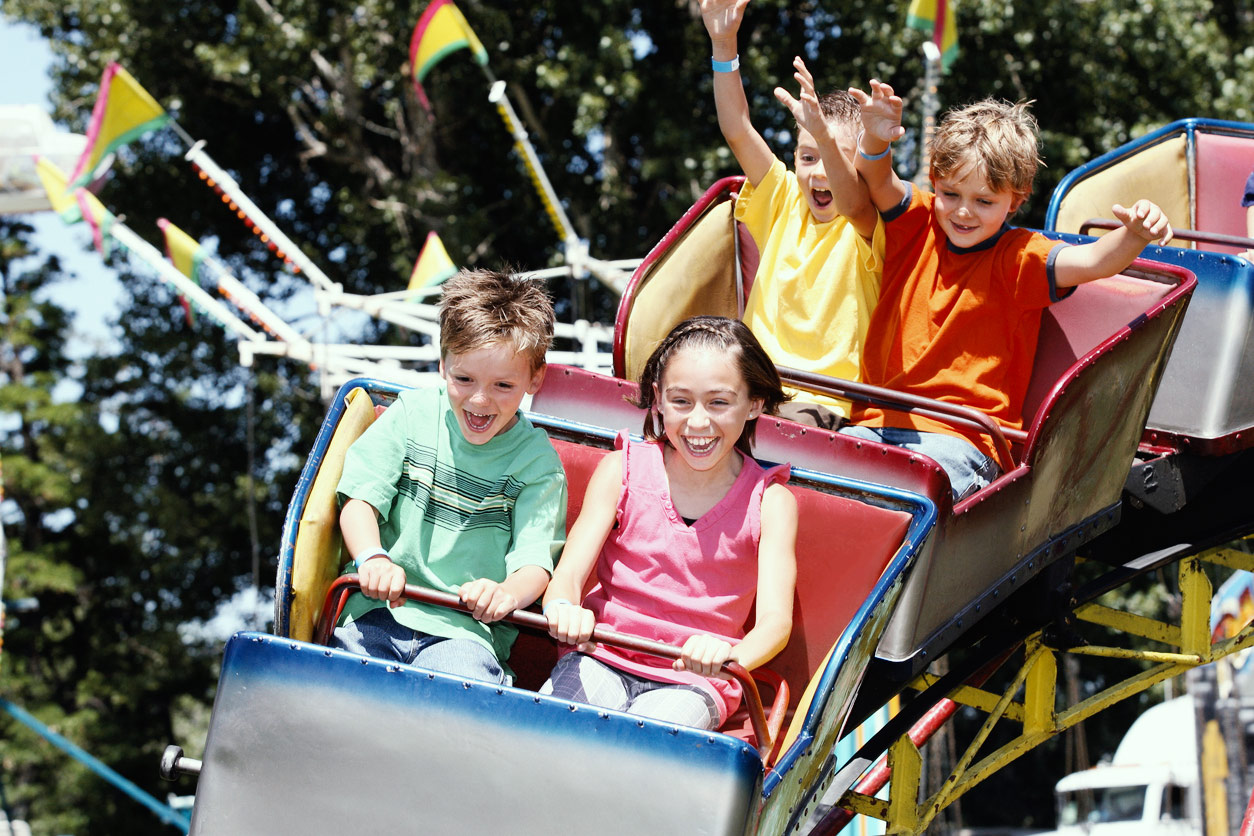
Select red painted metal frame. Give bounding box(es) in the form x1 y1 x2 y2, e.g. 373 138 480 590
612 176 744 378
313 575 788 763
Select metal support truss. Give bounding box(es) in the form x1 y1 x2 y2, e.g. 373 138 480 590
836 539 1254 835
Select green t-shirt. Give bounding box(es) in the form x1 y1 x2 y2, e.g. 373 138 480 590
335 385 567 662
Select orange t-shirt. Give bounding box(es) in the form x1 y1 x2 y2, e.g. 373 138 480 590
853 186 1068 460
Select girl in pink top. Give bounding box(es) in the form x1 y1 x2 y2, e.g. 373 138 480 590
540 317 799 729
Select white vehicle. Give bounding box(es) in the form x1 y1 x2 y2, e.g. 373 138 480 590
1046 695 1200 835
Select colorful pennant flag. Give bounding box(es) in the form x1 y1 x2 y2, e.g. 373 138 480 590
158 218 208 326
408 231 458 296
907 0 959 71
70 62 171 188
75 189 116 256
34 156 116 254
33 156 81 223
409 0 489 111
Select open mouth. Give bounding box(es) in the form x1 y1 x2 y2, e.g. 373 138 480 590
683 436 718 457
811 189 833 209
464 410 495 433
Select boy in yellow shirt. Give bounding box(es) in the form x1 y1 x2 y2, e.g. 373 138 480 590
701 0 883 429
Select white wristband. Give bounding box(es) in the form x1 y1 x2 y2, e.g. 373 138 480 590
353 548 389 569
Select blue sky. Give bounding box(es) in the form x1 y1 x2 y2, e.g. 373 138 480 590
1 20 125 353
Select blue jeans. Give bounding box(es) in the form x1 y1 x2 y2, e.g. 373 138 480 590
331 606 510 685
839 426 1000 501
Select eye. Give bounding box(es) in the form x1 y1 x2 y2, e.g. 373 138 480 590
977 198 994 206
454 375 472 384
495 382 515 391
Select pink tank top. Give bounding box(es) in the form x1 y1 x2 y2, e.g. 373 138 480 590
580 432 790 723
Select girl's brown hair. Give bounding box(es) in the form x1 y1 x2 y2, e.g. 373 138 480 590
633 316 789 455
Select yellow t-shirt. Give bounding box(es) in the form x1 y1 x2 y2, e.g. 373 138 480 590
735 158 884 417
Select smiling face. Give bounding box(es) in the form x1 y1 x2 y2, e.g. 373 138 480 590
652 345 763 476
931 160 1024 248
793 120 858 224
440 342 545 444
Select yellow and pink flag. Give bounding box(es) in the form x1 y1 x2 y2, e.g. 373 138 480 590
157 218 208 326
409 0 489 111
408 231 457 297
69 62 170 188
907 0 959 71
34 156 115 254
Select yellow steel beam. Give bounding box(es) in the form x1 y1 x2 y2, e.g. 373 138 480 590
1065 645 1203 664
861 539 1254 834
1199 546 1254 573
1179 557 1213 660
1024 638 1057 736
908 674 1025 723
1074 602 1182 646
886 733 922 834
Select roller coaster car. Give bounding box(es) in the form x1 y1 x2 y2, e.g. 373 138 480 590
584 176 1195 693
182 378 935 835
1045 118 1254 564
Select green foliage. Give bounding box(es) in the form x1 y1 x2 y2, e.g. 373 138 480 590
0 0 1252 832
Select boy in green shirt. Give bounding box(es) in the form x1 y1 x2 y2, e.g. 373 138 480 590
332 268 568 684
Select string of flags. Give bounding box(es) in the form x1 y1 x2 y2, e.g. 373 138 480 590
25 0 661 390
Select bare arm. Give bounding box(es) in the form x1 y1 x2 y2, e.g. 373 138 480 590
775 57 877 238
542 451 623 647
849 80 909 213
1054 200 1173 288
701 0 774 186
729 483 797 670
340 497 407 607
677 482 797 676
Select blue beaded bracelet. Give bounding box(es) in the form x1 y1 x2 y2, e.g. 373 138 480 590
711 55 740 73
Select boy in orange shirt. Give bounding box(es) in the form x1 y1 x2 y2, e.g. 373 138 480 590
845 84 1173 500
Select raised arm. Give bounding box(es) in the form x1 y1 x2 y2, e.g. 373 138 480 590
1054 199 1173 288
542 451 623 648
775 57 877 239
701 0 774 186
849 79 909 214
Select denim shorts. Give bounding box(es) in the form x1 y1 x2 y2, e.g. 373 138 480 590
839 425 1000 501
331 606 510 685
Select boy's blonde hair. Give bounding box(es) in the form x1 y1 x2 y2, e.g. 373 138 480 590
438 268 555 371
931 99 1043 205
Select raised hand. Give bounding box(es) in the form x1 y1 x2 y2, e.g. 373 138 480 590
701 0 751 42
850 79 906 146
1112 200 1173 246
774 57 829 141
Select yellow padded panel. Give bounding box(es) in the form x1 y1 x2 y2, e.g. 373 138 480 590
289 387 378 642
622 200 741 382
1055 135 1190 242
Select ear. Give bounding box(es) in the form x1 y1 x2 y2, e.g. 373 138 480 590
1008 195 1026 214
747 397 765 420
438 356 447 379
652 381 661 408
526 363 547 395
